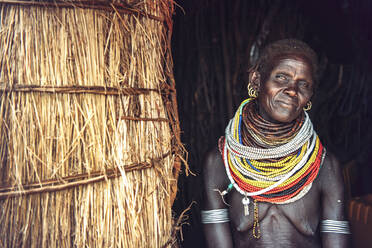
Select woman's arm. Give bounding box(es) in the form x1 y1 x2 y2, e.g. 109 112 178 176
320 153 351 248
202 147 234 248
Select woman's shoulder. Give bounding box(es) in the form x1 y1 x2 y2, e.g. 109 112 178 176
204 146 222 167
203 138 231 183
203 146 226 179
321 150 341 176
203 136 225 170
202 144 231 208
318 150 344 192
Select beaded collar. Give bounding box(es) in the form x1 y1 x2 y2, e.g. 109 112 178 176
221 98 325 216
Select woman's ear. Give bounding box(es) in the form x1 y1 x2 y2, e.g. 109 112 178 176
248 70 261 91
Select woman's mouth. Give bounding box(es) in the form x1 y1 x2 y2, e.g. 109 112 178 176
276 100 297 109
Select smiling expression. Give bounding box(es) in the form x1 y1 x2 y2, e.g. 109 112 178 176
256 55 314 123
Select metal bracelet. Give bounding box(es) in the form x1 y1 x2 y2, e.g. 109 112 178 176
320 219 351 234
201 209 230 224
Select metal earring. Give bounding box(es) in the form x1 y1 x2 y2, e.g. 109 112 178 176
247 83 258 98
303 101 312 111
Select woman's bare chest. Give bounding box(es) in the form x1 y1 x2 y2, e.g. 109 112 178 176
227 185 321 236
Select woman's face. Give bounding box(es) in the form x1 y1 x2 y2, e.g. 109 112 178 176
257 56 314 123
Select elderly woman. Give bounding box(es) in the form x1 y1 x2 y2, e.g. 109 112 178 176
202 39 350 248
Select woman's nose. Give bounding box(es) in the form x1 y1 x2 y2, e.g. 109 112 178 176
284 81 298 97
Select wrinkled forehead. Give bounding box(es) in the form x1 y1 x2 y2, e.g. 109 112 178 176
267 53 315 78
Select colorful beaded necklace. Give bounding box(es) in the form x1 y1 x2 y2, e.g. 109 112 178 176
221 98 325 216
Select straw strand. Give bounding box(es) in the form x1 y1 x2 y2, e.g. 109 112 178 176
0 151 172 199
0 84 162 95
0 0 165 22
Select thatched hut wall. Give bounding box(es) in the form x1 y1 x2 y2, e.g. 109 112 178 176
0 1 182 247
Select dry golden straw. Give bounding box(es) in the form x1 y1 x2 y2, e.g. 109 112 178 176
0 1 181 247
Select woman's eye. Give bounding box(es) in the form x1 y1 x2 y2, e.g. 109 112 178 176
275 74 287 81
299 81 308 88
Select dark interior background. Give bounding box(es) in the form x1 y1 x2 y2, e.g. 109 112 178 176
171 0 372 247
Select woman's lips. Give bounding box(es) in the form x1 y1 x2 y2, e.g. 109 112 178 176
276 99 297 108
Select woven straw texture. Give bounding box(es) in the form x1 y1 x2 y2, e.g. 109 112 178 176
0 1 180 247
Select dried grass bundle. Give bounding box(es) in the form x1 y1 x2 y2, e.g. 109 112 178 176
0 1 181 247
